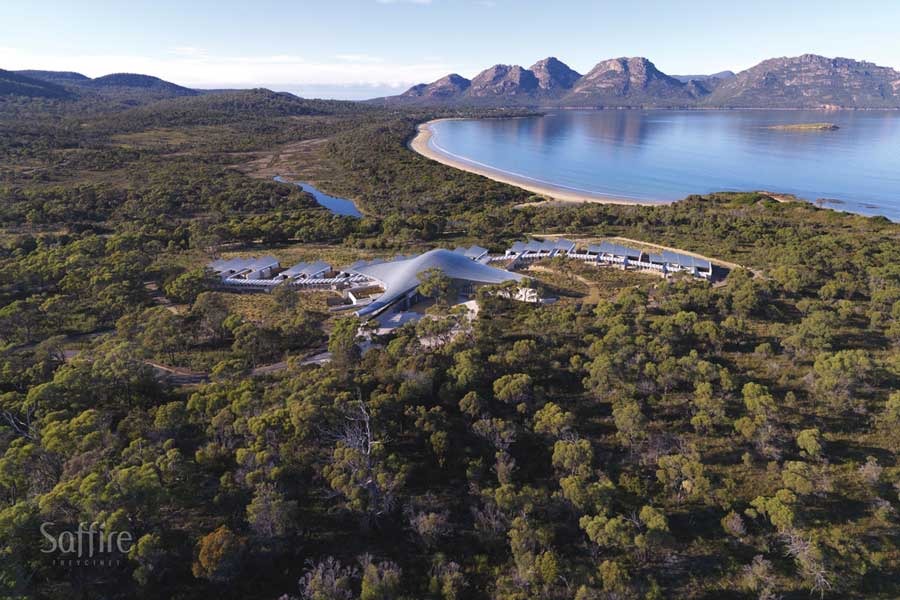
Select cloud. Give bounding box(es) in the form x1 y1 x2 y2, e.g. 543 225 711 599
375 0 432 4
0 47 456 89
335 53 385 64
169 46 208 57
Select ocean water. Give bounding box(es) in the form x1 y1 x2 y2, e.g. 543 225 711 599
427 110 900 221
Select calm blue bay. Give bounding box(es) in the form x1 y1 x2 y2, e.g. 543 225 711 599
427 111 900 221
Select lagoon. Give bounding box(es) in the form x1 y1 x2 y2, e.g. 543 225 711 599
274 177 362 218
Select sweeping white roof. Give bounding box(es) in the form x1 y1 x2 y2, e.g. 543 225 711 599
453 245 489 259
344 248 523 316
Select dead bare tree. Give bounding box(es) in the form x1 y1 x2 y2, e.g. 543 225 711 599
2 403 37 440
781 530 832 597
324 398 404 522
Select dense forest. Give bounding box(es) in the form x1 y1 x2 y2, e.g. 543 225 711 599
0 87 898 599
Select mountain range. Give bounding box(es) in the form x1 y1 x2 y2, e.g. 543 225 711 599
3 54 900 109
377 54 900 109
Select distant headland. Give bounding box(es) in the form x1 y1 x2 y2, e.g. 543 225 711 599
767 123 840 131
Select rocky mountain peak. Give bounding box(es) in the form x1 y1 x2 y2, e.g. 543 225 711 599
528 57 581 90
468 64 539 96
708 54 900 108
402 73 471 98
572 57 685 98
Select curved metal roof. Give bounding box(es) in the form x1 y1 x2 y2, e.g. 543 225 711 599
345 249 523 316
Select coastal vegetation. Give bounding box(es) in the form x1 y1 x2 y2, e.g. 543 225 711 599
0 86 898 599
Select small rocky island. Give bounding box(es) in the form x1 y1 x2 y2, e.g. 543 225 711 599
767 122 840 131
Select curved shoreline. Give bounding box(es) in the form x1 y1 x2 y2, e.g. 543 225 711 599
409 119 664 207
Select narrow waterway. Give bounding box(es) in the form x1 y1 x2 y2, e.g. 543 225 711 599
274 176 362 218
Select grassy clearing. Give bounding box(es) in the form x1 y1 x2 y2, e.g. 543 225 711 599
215 243 397 271
215 289 335 323
111 127 199 148
520 257 659 303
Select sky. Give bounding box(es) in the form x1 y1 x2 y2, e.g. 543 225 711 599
2 0 899 100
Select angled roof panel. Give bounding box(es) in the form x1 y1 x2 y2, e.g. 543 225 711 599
209 258 236 272
284 260 330 278
661 250 680 264
209 257 255 274
280 261 310 278
248 256 279 269
302 261 331 276
654 250 712 270
593 242 640 257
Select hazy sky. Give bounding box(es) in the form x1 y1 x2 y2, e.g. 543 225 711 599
2 0 898 99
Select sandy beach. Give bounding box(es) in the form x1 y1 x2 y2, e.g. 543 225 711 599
409 119 661 207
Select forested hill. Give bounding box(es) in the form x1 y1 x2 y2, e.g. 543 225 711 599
0 69 74 99
86 73 198 96
2 68 201 108
90 89 364 130
0 79 898 600
14 69 91 84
